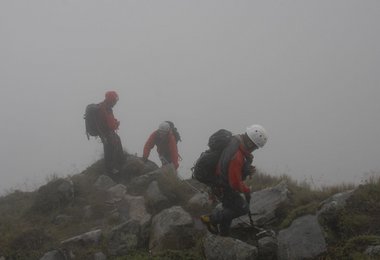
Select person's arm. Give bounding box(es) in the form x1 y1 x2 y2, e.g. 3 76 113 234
228 152 250 193
106 109 119 131
143 131 157 160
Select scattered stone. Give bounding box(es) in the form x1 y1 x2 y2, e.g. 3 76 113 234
203 233 258 260
94 175 116 190
61 229 102 247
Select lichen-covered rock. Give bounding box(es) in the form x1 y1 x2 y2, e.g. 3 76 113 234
149 206 195 254
203 233 258 260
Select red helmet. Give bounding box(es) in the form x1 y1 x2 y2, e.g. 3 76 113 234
105 91 119 104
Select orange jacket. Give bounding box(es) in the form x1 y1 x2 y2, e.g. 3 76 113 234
227 144 251 193
143 130 179 169
98 101 119 133
218 136 251 193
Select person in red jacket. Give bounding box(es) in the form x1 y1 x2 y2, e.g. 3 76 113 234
201 124 268 236
142 121 179 170
97 91 124 174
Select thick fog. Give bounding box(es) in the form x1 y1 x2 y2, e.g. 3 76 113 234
1 1 380 194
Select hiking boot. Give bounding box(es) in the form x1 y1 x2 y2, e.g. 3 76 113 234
200 215 219 234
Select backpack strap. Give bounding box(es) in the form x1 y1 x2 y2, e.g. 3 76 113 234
218 136 241 185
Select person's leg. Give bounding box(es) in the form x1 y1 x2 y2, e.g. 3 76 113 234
103 136 113 174
112 133 124 170
211 190 249 236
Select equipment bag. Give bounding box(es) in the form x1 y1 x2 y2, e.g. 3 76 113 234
166 121 182 143
192 129 232 186
84 103 101 139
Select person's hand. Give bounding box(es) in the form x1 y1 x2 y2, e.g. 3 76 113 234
244 192 251 203
142 157 148 163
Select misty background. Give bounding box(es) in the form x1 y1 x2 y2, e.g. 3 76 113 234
1 1 379 194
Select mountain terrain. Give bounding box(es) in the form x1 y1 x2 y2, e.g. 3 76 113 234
0 153 379 260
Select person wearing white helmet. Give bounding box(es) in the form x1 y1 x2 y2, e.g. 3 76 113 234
142 121 180 170
201 124 268 236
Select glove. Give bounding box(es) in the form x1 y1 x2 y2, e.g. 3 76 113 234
244 192 251 203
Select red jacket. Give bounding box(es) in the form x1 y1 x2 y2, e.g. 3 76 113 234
218 136 251 193
143 130 179 169
227 144 251 193
98 101 119 133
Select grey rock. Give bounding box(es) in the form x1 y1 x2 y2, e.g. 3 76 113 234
277 215 327 260
52 214 73 225
145 181 169 213
258 236 278 260
83 205 93 219
149 206 195 254
119 194 151 225
94 175 116 190
233 181 289 227
108 220 141 256
94 252 107 260
39 250 66 260
107 184 127 199
318 189 355 216
187 192 213 214
364 245 380 257
61 229 102 247
128 168 163 194
203 233 258 260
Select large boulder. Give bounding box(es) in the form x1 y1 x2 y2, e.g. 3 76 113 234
232 181 289 227
117 194 151 224
149 206 195 254
318 189 355 216
107 220 142 256
203 233 258 260
128 168 163 195
120 155 158 178
277 215 327 260
145 181 170 214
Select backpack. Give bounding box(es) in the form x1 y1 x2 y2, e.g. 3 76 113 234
192 129 233 186
166 121 181 143
84 103 101 139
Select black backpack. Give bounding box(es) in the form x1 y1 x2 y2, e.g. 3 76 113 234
166 121 181 143
84 103 101 139
192 129 232 186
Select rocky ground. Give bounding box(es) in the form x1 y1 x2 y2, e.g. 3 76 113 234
0 154 379 260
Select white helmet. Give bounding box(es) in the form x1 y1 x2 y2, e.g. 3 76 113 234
158 122 170 133
246 124 268 148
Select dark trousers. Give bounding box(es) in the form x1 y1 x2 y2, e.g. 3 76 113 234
211 189 249 236
159 154 171 166
102 132 124 173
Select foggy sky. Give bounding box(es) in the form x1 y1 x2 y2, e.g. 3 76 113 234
1 0 380 194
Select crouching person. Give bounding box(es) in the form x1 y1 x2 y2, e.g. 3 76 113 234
201 124 268 236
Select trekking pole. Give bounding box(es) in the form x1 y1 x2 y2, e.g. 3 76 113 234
248 210 254 227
